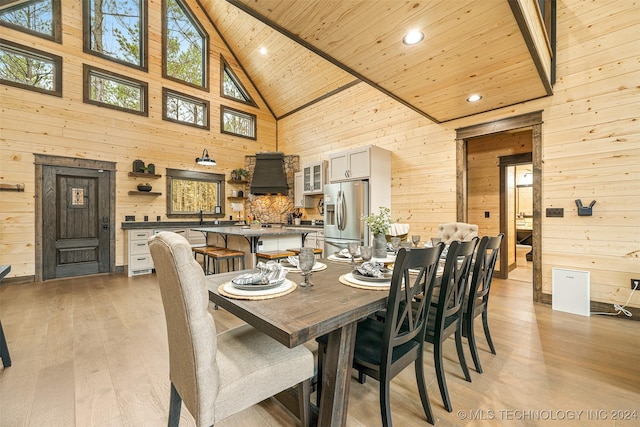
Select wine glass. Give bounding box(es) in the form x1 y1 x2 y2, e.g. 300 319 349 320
390 237 401 255
359 246 372 263
298 252 315 287
412 235 421 247
347 242 359 266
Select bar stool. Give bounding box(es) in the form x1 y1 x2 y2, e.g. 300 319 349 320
192 245 224 270
287 247 323 259
206 248 245 274
256 250 296 263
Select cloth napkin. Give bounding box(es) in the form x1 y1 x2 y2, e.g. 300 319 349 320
286 256 299 268
233 272 266 285
388 223 410 236
354 261 386 278
257 261 288 281
338 248 360 258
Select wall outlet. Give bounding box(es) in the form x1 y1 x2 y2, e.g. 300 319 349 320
546 208 564 217
632 278 640 290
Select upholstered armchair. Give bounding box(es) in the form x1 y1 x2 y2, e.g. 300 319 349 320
149 231 313 426
437 222 479 244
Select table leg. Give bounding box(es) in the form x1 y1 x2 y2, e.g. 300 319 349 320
317 322 357 427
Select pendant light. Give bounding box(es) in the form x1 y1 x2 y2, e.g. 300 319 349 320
196 149 216 166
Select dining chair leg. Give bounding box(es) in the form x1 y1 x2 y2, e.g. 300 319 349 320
415 357 435 425
482 310 496 354
466 316 483 374
0 321 11 367
379 371 392 427
433 341 452 412
298 379 311 427
455 328 472 382
168 382 182 427
316 341 324 407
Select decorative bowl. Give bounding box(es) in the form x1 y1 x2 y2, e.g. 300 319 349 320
137 184 152 192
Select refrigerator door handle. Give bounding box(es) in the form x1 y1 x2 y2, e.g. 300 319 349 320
337 190 344 230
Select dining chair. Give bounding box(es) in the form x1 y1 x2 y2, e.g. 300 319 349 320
424 238 478 412
463 233 504 373
437 222 478 244
148 231 314 427
317 245 445 426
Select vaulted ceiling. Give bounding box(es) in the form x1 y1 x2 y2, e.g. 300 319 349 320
200 0 553 123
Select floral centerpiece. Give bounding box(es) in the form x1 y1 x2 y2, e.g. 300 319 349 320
362 207 391 258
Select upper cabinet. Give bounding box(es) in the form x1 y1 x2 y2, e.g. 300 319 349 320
329 145 390 182
294 172 315 208
303 161 327 194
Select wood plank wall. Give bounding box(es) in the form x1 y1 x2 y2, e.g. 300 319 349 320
0 0 276 276
279 1 640 309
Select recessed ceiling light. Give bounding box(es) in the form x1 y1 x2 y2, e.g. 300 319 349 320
259 47 268 55
403 30 424 45
467 94 482 102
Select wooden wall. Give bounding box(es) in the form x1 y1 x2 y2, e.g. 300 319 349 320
279 1 640 309
0 0 276 276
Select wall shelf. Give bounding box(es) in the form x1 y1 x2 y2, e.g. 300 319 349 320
227 179 248 184
128 191 162 196
227 196 247 200
129 172 161 178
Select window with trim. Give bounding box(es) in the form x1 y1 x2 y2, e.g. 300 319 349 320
83 0 147 70
221 106 256 140
220 55 256 107
163 0 207 89
166 168 225 218
0 39 62 96
83 64 148 116
162 88 209 129
0 0 61 43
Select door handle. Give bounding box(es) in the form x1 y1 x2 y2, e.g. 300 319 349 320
102 216 109 230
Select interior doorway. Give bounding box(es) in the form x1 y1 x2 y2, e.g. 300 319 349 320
455 111 543 302
34 155 116 281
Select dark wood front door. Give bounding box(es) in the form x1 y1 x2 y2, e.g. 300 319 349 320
42 166 111 280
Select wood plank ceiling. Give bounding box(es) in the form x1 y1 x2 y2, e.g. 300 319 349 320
201 0 551 123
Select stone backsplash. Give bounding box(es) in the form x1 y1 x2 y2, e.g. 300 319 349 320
244 154 298 223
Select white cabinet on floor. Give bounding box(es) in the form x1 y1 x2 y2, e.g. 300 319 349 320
128 230 154 277
329 145 390 182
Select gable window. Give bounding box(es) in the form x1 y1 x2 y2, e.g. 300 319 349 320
220 55 256 107
0 39 62 96
83 64 147 116
163 0 208 90
0 0 61 43
221 105 256 140
83 0 147 70
162 88 209 129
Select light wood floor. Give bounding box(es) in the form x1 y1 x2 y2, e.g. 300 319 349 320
0 271 638 426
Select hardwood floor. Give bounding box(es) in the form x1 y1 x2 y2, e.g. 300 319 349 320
0 272 638 426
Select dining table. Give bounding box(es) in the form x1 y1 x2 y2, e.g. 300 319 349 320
205 259 389 427
192 225 313 268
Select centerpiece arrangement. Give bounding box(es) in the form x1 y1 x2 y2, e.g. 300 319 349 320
361 206 391 258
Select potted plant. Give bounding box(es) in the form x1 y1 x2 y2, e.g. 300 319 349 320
362 207 391 258
235 168 250 180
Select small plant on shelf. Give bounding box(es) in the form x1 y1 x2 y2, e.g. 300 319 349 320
232 168 249 180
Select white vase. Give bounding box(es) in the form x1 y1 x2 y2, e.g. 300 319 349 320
373 234 387 258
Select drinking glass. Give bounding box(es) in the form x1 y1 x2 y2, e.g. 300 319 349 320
359 246 372 263
390 237 401 255
348 242 359 266
431 237 442 246
298 252 315 287
412 235 421 247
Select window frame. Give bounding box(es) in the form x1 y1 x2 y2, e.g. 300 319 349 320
162 87 210 130
220 55 257 107
82 0 148 71
220 105 257 140
83 64 148 116
162 0 209 91
165 168 225 218
0 38 62 96
0 0 62 43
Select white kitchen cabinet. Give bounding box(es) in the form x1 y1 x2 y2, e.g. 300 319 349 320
329 145 390 182
294 172 315 208
128 230 154 277
303 161 327 194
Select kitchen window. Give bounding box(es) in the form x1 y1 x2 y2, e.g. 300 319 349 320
166 169 225 218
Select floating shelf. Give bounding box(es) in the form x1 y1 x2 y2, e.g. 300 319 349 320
227 179 248 184
128 191 162 196
129 172 161 178
227 196 247 200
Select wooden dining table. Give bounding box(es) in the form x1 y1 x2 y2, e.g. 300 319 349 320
205 259 389 427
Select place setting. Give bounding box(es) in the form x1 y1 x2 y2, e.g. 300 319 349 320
219 261 297 300
339 245 394 290
327 243 362 263
281 255 328 273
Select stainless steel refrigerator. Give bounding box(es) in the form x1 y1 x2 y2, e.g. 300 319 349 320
323 181 369 255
